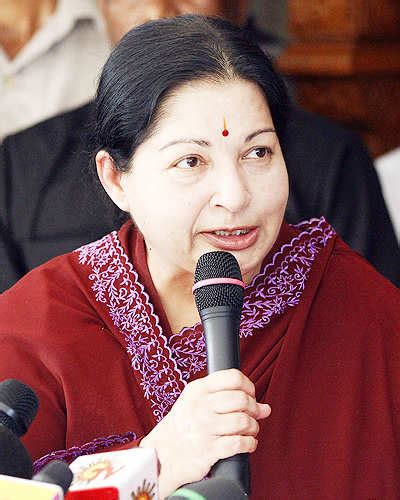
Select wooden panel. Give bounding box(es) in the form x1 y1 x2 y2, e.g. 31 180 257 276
366 1 400 40
279 0 400 156
277 42 400 76
289 0 400 41
293 76 400 156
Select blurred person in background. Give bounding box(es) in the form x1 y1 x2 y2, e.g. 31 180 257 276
0 0 109 140
1 0 399 292
375 147 400 243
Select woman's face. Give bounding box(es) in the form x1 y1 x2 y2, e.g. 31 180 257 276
120 79 288 284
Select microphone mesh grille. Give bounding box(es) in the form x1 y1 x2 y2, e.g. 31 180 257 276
0 379 39 436
193 251 244 311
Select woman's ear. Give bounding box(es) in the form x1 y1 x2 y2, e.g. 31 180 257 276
96 150 130 212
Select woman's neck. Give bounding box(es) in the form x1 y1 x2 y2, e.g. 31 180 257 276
0 0 57 59
146 249 200 335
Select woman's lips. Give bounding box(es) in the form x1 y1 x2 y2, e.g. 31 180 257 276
201 227 259 251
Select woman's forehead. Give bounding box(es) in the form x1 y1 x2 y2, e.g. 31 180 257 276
161 79 269 122
155 79 272 133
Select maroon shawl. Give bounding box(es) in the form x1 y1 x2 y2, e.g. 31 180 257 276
1 217 399 498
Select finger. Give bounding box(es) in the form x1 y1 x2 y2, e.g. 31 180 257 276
209 391 271 420
258 402 271 419
212 412 260 437
209 390 260 418
212 435 258 462
205 369 256 397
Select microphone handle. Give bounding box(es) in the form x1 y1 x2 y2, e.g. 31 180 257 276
200 306 250 496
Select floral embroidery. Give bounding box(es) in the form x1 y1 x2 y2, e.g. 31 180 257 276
168 330 207 381
240 217 335 337
76 234 185 422
76 217 335 418
33 432 137 473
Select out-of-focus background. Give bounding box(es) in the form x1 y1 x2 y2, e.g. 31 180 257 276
3 0 399 157
257 0 400 159
253 0 287 40
1 0 399 293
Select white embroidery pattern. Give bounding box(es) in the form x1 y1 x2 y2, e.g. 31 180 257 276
76 217 335 417
76 233 185 421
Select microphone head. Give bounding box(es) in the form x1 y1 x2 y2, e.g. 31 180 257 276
168 477 248 499
193 251 244 312
0 425 33 479
33 460 74 494
0 379 39 437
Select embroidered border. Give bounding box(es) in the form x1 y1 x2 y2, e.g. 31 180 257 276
169 217 336 379
76 234 185 422
33 432 137 473
241 216 335 336
76 217 335 416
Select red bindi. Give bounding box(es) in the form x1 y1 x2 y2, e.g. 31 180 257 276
222 117 229 136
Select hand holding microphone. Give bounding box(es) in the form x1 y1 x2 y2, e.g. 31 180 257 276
193 251 265 496
141 368 269 497
141 252 270 498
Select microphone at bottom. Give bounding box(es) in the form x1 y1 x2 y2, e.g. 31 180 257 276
66 447 158 499
167 477 247 499
0 425 33 479
0 460 73 499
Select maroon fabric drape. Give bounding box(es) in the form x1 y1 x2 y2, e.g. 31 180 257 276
0 218 399 498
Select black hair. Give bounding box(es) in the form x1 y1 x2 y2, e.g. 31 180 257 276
93 14 291 173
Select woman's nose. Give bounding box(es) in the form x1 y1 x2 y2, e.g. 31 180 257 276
209 165 251 213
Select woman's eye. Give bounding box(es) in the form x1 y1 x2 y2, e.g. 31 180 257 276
244 147 272 159
175 156 201 169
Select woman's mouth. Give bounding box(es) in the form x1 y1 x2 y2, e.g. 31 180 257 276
201 227 259 251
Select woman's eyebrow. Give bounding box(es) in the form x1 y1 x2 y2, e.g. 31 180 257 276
245 128 276 142
159 138 210 151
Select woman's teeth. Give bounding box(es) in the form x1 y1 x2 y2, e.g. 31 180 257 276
213 229 250 236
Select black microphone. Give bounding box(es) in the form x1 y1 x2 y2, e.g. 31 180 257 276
33 460 73 495
0 458 73 498
0 379 39 479
193 251 249 496
0 425 33 479
168 477 247 499
0 379 39 437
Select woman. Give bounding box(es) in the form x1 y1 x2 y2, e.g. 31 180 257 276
0 15 399 499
